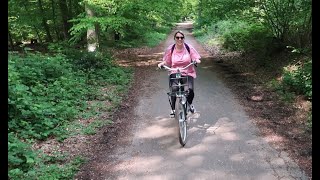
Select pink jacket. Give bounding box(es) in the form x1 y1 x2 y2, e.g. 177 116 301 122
162 43 201 78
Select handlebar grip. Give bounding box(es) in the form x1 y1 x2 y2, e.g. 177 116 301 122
192 60 198 67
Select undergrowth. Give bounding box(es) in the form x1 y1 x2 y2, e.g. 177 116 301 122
8 49 133 180
194 19 312 129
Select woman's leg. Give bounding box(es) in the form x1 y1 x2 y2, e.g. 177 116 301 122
169 74 178 110
186 76 194 105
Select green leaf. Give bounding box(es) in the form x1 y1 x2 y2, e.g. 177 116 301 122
26 156 35 164
15 84 29 91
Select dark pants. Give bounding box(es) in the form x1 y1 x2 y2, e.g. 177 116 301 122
169 73 194 110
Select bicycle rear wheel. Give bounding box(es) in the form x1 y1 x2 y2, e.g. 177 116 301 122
175 97 187 146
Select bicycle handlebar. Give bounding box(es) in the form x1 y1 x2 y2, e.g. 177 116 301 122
159 61 197 71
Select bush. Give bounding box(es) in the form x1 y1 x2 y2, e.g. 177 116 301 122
192 25 208 37
9 50 134 139
221 20 272 54
8 53 91 140
8 50 133 180
10 53 72 86
62 49 113 72
143 31 168 47
8 132 38 177
9 132 84 180
195 20 275 56
282 59 312 99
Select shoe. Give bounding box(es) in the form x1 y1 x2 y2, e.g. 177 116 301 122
170 110 175 117
189 104 195 113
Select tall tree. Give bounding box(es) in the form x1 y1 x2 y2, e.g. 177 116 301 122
59 0 71 39
8 30 14 50
38 0 53 42
85 2 99 52
51 0 62 40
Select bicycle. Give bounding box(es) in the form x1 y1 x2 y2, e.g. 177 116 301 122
159 61 197 146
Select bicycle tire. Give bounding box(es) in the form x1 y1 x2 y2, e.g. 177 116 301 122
175 97 187 146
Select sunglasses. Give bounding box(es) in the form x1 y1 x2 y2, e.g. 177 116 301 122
175 36 184 40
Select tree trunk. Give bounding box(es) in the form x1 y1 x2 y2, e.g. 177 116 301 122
308 10 312 46
114 32 120 41
51 0 61 40
58 0 70 40
8 30 14 50
68 0 73 18
85 3 99 52
33 25 43 43
38 0 53 42
198 0 202 21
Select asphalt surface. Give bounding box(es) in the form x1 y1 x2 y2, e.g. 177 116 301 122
95 23 308 180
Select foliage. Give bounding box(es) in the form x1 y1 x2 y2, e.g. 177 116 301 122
62 49 113 71
8 0 82 44
179 0 198 20
195 19 275 56
282 59 312 99
109 25 171 48
9 0 188 48
47 41 72 53
69 13 135 44
69 0 184 46
266 57 312 102
141 27 171 47
9 0 311 52
8 132 85 180
195 0 311 51
257 0 312 48
220 20 274 55
192 28 206 38
8 50 133 179
9 50 132 139
8 133 38 175
195 0 257 27
9 53 89 140
194 1 312 132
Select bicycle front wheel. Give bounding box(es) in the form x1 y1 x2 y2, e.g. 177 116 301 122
175 97 187 146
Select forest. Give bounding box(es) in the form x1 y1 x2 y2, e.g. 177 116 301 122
8 0 312 179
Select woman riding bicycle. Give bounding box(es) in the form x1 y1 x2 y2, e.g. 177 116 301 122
158 30 201 115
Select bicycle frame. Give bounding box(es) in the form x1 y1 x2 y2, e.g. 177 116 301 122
160 62 196 146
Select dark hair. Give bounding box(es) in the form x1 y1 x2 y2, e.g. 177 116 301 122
174 30 184 39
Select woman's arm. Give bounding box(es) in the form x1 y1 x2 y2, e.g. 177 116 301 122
158 44 174 67
189 45 201 63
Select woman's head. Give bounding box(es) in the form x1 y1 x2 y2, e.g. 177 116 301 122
174 30 185 45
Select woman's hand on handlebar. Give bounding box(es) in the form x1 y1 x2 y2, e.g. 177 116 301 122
159 62 195 72
158 62 165 68
192 59 201 67
193 59 201 64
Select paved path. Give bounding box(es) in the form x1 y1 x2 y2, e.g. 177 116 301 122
83 22 308 180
